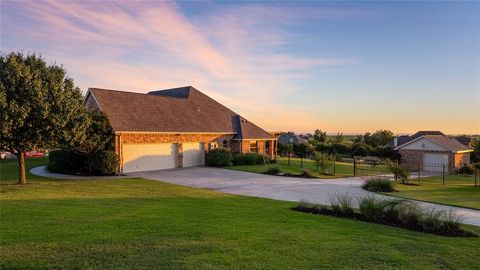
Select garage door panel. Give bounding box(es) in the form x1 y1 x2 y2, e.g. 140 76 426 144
123 143 177 173
422 153 449 172
183 142 204 167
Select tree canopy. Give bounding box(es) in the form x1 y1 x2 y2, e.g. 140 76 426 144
0 52 89 184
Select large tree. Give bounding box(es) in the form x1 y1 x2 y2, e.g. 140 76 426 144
0 52 88 184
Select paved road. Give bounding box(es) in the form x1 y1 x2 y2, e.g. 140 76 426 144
130 167 480 226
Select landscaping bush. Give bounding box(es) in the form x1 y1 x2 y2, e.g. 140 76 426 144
48 149 118 175
47 150 70 173
205 148 232 167
301 169 314 178
47 150 86 174
232 153 269 165
362 178 394 192
329 194 355 216
89 150 119 175
292 196 476 237
387 161 410 184
265 166 281 175
232 154 245 166
457 163 475 175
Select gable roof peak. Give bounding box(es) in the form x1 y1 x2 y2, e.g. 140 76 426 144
147 86 195 98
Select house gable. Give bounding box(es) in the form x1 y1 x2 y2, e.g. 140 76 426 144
397 137 450 152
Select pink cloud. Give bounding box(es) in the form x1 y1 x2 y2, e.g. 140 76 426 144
3 1 358 132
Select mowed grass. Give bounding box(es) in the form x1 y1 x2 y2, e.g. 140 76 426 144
1 158 480 269
390 176 480 209
228 157 386 179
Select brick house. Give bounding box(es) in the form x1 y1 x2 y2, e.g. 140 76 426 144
85 86 277 173
394 132 472 173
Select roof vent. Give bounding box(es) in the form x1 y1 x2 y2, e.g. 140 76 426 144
241 119 247 123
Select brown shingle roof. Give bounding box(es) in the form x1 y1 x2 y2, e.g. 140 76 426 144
87 86 274 139
424 135 472 152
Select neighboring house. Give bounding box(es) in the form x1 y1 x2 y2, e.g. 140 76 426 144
85 86 276 173
387 131 445 147
394 132 473 172
277 132 307 145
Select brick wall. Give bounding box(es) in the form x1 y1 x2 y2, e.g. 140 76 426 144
121 133 227 144
241 140 251 153
398 149 423 171
454 153 470 167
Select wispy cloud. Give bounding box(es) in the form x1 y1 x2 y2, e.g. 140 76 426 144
2 0 360 131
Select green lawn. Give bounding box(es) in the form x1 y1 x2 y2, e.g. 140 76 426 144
227 157 387 179
389 177 480 209
1 158 480 269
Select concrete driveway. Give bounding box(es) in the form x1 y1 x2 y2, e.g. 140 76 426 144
130 167 480 226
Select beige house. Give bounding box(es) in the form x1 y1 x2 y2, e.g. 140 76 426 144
85 86 276 173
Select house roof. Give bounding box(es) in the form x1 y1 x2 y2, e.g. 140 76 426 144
87 86 274 140
387 131 445 147
278 132 307 145
410 130 445 140
395 134 472 152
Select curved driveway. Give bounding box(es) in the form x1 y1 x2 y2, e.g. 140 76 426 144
130 167 480 227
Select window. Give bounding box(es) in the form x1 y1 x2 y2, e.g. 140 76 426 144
265 141 270 154
249 141 258 153
222 140 228 148
208 142 218 150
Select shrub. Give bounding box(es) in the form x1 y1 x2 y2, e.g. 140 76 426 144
205 148 232 167
265 166 281 175
358 196 386 223
293 195 477 237
232 153 269 165
90 150 119 175
398 203 422 229
48 149 118 175
362 178 394 192
457 163 475 175
313 151 333 174
47 150 70 173
387 161 410 184
47 150 87 174
232 154 245 166
330 194 355 216
301 169 314 178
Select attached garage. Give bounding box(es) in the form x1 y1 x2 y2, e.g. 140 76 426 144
122 143 177 173
182 142 204 167
422 153 448 172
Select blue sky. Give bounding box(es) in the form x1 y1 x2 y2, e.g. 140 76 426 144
2 1 479 134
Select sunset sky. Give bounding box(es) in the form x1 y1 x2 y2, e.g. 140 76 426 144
2 1 479 134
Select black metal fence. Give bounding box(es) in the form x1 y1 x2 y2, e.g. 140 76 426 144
408 164 479 187
351 159 479 187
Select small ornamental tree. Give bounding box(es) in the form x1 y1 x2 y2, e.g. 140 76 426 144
0 52 88 184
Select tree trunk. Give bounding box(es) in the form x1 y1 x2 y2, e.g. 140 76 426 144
17 152 27 185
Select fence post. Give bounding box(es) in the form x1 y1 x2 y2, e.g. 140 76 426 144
442 164 445 185
475 168 478 187
353 158 356 177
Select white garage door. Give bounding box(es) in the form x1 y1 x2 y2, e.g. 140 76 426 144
423 153 449 172
183 142 204 167
122 143 177 173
